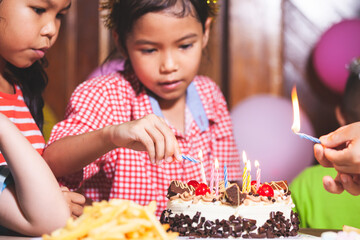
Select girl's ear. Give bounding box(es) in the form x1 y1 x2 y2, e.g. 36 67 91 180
335 106 347 126
202 17 212 48
112 29 128 58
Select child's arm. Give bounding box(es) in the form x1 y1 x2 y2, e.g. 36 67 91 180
43 114 182 177
314 122 360 174
0 114 70 236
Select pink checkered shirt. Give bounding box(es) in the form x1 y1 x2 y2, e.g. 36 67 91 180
48 73 241 216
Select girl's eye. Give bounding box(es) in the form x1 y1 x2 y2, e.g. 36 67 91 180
180 43 193 50
32 7 46 15
56 13 65 20
141 48 156 54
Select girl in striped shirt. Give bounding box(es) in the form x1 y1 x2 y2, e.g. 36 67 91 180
0 0 84 235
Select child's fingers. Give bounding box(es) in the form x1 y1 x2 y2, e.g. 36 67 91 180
314 144 333 167
322 175 344 194
69 191 86 205
139 131 156 164
339 173 360 196
144 126 165 164
69 203 84 218
154 117 181 163
320 123 358 148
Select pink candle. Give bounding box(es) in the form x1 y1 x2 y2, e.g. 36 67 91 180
210 159 215 192
254 160 261 190
215 158 219 196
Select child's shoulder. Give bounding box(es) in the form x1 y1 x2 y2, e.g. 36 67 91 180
193 75 221 92
73 72 133 95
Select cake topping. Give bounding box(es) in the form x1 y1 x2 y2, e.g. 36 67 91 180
195 183 211 196
224 183 246 206
187 180 200 189
167 180 195 198
269 180 288 191
257 184 274 197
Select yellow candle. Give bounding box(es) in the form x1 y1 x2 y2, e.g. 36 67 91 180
246 160 251 192
241 151 248 192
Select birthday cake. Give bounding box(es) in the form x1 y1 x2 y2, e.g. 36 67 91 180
160 180 300 238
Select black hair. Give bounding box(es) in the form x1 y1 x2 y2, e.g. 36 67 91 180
101 0 217 77
340 58 360 124
4 60 47 131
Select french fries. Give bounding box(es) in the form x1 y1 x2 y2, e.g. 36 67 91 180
42 199 178 240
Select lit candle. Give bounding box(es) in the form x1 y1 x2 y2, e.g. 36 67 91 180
210 159 215 193
215 158 219 196
198 150 207 184
254 160 261 190
246 160 251 192
241 151 248 192
224 162 228 188
291 86 320 144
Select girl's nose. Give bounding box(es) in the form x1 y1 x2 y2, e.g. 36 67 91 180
160 52 179 73
40 19 58 40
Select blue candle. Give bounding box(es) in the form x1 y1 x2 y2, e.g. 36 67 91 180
224 162 228 188
182 155 200 163
296 132 321 144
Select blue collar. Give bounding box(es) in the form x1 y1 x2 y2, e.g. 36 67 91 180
148 82 209 132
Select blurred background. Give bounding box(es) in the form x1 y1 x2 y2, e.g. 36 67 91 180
43 0 360 181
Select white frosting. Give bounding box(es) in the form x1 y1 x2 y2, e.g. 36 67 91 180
167 193 295 228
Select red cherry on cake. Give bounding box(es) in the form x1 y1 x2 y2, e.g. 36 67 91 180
195 183 210 196
187 180 199 189
251 180 257 185
257 184 274 197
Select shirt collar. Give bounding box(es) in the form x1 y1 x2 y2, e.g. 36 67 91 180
148 82 209 132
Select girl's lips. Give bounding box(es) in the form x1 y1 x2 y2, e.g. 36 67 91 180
33 49 46 58
159 80 183 91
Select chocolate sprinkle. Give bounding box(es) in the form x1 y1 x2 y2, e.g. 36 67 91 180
160 210 300 238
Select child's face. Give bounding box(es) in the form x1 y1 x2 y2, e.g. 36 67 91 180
0 0 71 68
125 9 210 103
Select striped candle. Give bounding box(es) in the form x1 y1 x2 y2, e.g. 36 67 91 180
224 162 228 188
209 159 215 192
296 132 321 144
241 151 248 192
246 160 251 192
182 155 200 163
254 160 261 190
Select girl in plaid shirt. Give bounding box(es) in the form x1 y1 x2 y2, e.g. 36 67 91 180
44 0 241 216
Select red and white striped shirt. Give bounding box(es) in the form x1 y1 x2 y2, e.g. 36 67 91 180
48 73 241 216
0 86 45 164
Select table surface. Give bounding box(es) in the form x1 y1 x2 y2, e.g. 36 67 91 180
0 228 339 239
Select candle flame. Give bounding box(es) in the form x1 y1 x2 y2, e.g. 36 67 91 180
242 151 248 164
198 150 203 160
215 158 219 169
247 160 251 172
254 160 259 168
291 86 301 133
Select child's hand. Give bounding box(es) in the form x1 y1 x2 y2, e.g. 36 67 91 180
323 173 360 196
61 186 86 218
314 122 360 174
107 114 182 165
